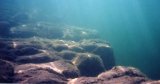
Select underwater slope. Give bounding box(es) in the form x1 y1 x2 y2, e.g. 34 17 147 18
0 36 159 83
0 21 114 83
0 21 159 83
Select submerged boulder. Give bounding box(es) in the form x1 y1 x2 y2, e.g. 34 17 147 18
4 37 158 83
72 53 105 76
142 80 160 84
14 47 41 56
59 50 77 60
97 66 147 80
52 60 80 78
14 60 79 81
0 37 160 83
53 44 69 52
100 76 148 84
68 66 150 84
14 67 67 84
68 77 98 84
93 45 115 70
80 39 115 70
0 59 14 83
97 66 149 84
14 63 67 83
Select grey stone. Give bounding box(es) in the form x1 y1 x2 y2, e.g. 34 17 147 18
0 59 14 83
72 53 105 76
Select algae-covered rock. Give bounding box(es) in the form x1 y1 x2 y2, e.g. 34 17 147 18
53 44 69 52
59 50 77 60
142 80 160 84
72 53 105 76
93 45 115 70
52 60 80 78
97 66 149 84
68 66 150 84
0 59 14 83
98 66 147 80
3 37 156 84
14 63 68 83
80 39 115 70
0 37 159 83
68 77 98 84
15 60 80 79
15 52 61 64
14 67 67 84
14 47 41 56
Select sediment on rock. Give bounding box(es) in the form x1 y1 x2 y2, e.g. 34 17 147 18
0 37 159 83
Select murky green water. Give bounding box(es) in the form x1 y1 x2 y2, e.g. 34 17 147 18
0 0 160 79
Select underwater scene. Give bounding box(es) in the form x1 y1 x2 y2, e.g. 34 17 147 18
0 0 160 83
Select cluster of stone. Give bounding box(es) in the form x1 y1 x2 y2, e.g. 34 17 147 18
0 37 114 83
0 21 159 83
0 37 159 83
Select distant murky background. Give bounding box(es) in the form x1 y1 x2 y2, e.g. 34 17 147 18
0 0 160 79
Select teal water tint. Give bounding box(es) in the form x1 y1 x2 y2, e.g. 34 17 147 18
1 0 160 79
55 0 160 79
43 0 160 79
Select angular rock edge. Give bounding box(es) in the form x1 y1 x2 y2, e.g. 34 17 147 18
0 37 159 84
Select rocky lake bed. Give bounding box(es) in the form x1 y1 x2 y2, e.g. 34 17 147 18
0 21 160 84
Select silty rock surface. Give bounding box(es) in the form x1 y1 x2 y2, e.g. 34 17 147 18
0 37 159 83
10 22 99 41
0 37 114 83
68 66 159 84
